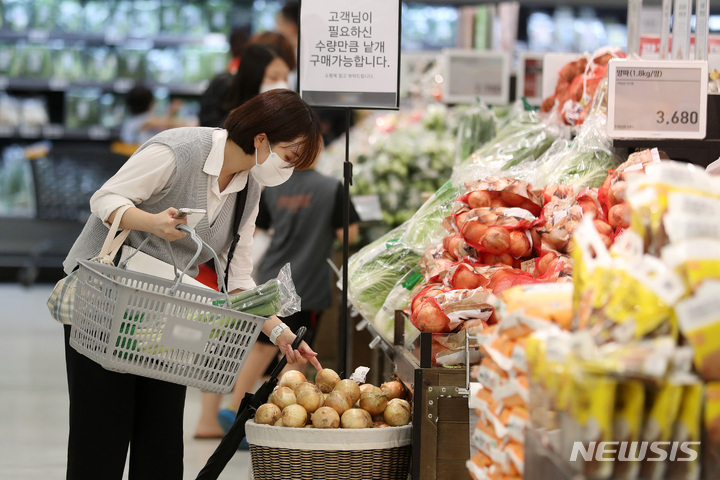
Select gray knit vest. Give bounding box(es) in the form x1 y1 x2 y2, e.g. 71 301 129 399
63 127 261 280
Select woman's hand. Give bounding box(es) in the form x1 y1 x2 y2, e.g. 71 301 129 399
276 329 322 371
151 208 187 241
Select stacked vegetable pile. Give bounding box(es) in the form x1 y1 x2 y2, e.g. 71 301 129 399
520 159 720 479
254 369 412 429
540 47 626 125
468 283 573 480
347 106 624 348
330 103 467 227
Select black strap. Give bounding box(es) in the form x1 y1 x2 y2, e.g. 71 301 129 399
224 186 249 289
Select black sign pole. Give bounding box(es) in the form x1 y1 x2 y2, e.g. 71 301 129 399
339 108 352 376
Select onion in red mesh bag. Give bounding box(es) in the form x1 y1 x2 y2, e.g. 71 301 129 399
410 296 451 333
449 262 485 290
460 177 543 216
481 252 515 267
480 227 511 254
507 231 533 258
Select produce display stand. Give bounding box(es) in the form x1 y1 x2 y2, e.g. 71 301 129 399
360 312 472 480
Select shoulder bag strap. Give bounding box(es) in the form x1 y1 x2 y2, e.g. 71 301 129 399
224 186 249 289
98 204 133 263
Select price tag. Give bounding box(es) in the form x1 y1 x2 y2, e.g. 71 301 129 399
516 52 545 106
607 59 707 140
88 127 110 140
48 79 69 91
42 124 65 138
18 126 41 138
113 79 134 93
27 30 49 43
351 194 383 222
441 49 509 105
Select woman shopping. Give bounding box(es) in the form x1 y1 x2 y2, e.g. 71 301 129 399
60 89 323 480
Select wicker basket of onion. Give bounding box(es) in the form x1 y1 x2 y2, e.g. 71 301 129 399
247 369 413 480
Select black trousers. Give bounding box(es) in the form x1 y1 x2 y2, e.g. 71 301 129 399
63 325 186 480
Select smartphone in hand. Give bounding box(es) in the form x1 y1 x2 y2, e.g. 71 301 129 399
175 208 206 229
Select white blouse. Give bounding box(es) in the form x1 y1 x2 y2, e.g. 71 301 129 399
90 129 257 292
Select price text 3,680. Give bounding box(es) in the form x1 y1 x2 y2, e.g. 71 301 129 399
656 111 699 125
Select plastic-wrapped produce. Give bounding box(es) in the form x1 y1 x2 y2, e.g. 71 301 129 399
56 0 84 32
455 100 497 165
83 1 113 34
32 0 56 31
4 0 31 31
84 47 118 83
10 43 53 79
65 89 102 129
20 98 49 127
0 144 36 217
52 43 84 82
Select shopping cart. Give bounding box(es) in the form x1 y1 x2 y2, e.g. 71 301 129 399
195 326 307 480
69 224 267 394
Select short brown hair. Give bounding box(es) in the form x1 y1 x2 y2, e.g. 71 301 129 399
224 89 322 170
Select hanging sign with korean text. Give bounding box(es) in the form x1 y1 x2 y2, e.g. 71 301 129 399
299 0 400 109
607 59 707 140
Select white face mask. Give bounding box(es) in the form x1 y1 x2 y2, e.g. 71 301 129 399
259 81 290 94
250 143 293 187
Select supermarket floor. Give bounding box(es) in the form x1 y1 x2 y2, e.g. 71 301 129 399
0 278 251 480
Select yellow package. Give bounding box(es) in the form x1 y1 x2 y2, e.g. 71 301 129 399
627 161 720 255
587 255 683 344
674 282 720 381
565 372 617 479
639 382 683 480
612 381 645 480
571 218 615 331
499 283 573 330
662 239 720 295
665 382 703 480
704 383 720 476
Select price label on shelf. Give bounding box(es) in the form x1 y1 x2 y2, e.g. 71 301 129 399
607 59 707 140
441 49 509 105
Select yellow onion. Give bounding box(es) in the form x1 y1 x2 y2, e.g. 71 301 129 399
381 381 406 401
274 418 284 427
373 421 391 428
294 382 321 398
270 386 296 410
278 370 307 391
340 408 372 429
281 404 308 428
325 390 353 415
359 390 388 416
384 398 411 426
296 387 324 413
311 406 341 429
334 379 361 404
315 368 341 393
255 403 282 425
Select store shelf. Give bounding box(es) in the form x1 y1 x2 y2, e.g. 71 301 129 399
0 124 120 141
0 77 208 96
0 30 227 48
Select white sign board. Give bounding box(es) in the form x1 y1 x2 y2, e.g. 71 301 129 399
516 52 546 106
441 49 510 105
299 0 400 109
541 53 582 101
607 59 707 140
